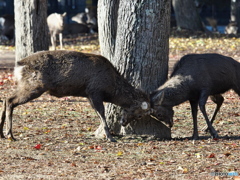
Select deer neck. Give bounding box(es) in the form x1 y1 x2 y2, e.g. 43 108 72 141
159 75 192 106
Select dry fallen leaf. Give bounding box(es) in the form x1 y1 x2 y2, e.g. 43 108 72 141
34 144 42 150
208 153 216 158
224 152 231 157
117 151 123 156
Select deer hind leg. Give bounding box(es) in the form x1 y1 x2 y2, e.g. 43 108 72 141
199 91 218 138
88 93 116 142
202 94 224 132
4 87 46 140
0 99 6 138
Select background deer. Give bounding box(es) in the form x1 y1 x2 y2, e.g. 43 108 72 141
47 12 66 50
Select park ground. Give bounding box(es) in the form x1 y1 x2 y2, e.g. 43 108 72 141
0 31 240 179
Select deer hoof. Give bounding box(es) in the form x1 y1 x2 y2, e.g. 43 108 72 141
108 138 117 142
192 135 199 140
6 135 16 141
211 133 219 139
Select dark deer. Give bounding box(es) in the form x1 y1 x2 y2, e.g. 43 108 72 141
151 53 240 140
71 7 98 33
0 50 151 142
63 23 91 35
71 12 87 24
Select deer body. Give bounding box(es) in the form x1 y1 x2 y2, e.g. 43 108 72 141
151 53 240 139
0 50 150 142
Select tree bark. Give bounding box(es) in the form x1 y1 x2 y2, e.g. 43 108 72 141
96 0 171 139
230 0 240 32
172 0 204 31
14 0 49 63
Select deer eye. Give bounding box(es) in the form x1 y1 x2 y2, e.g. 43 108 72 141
137 115 142 119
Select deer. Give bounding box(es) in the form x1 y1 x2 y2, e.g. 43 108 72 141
71 7 98 33
150 53 240 140
0 50 151 142
71 12 87 24
47 12 66 50
63 23 91 35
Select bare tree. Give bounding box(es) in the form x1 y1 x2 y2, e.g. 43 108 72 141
14 0 49 62
172 0 204 31
96 0 171 139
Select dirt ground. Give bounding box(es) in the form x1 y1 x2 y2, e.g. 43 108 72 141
0 76 239 180
0 33 240 179
0 49 15 70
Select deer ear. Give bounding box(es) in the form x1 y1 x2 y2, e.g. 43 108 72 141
155 91 164 106
85 8 89 13
141 101 149 110
62 12 67 17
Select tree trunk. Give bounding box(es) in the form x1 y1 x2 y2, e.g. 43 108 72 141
172 0 204 31
14 0 49 62
230 0 240 33
96 0 171 139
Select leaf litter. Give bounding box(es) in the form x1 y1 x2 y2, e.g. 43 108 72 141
0 32 240 179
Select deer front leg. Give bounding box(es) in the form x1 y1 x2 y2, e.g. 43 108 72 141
190 100 199 140
59 33 63 50
88 95 116 142
95 111 116 142
51 33 56 50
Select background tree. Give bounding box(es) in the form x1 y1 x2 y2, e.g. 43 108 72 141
172 0 204 31
230 0 240 32
95 0 171 139
14 0 49 62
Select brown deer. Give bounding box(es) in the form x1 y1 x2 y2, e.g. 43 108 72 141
0 50 151 142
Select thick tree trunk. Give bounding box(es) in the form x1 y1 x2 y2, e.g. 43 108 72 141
14 0 49 62
172 0 204 31
96 0 171 139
